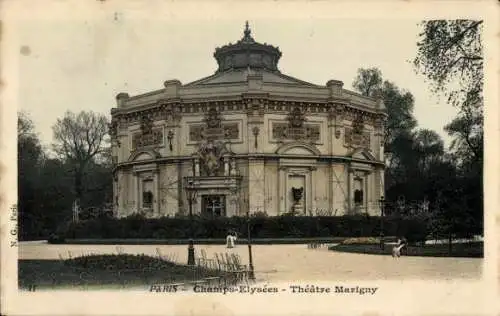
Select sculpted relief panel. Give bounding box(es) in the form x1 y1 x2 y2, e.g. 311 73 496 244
189 106 240 142
131 115 164 151
131 128 164 151
343 114 371 148
272 123 320 142
344 127 371 148
189 123 239 142
271 106 321 142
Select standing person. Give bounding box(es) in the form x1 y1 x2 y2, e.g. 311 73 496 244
226 230 235 248
400 236 408 255
232 231 238 247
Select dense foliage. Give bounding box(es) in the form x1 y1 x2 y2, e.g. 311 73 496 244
352 61 482 243
64 254 177 270
18 112 112 240
413 20 483 241
59 214 432 243
330 242 483 258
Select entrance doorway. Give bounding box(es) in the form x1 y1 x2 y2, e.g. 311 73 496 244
202 195 226 217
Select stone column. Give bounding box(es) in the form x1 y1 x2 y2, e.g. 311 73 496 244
164 164 179 217
310 166 317 213
248 158 265 214
227 193 238 217
134 172 140 212
194 158 200 176
327 107 335 155
329 163 334 211
347 167 353 214
153 169 159 216
224 156 230 176
278 166 286 215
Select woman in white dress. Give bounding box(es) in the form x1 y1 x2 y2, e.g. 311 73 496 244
226 231 238 248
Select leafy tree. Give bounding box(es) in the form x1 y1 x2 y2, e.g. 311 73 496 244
444 108 482 164
52 111 110 208
413 19 483 238
413 20 483 110
413 20 483 166
18 112 44 239
352 68 420 196
81 160 113 208
37 158 74 232
412 129 445 173
352 68 417 150
352 67 383 97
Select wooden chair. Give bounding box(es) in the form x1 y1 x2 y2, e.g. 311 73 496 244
230 253 248 283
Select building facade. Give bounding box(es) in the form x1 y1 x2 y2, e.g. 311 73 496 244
110 23 387 218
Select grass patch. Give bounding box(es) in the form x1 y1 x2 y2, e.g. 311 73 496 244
19 254 219 290
329 241 483 258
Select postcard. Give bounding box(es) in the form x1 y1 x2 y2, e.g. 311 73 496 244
1 0 499 315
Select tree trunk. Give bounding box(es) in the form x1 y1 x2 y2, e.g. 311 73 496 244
448 232 452 255
75 168 83 203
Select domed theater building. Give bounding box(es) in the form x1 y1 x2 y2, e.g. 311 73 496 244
109 23 387 218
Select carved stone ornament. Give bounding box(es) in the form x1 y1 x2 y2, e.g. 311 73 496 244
190 123 239 142
288 107 305 128
352 115 364 135
132 129 164 151
167 130 174 151
272 123 320 142
197 139 226 176
335 104 346 117
291 187 304 203
252 126 260 148
108 120 119 145
204 107 222 129
140 115 154 135
344 128 370 148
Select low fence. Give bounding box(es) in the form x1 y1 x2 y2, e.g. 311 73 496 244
34 247 251 289
154 248 249 289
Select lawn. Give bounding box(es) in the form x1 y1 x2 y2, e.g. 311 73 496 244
329 241 483 258
18 254 220 290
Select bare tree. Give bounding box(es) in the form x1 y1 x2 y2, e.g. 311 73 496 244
52 111 109 205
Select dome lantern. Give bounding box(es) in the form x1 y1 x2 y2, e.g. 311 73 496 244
213 21 282 73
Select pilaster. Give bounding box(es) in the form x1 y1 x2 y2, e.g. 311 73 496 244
248 158 265 213
134 172 140 212
153 169 159 216
311 166 317 211
278 166 286 215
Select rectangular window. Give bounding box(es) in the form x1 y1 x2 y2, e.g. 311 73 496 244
354 178 364 205
142 179 154 209
201 195 226 217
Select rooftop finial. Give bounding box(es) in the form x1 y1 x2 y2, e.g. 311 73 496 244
242 20 254 42
244 21 251 36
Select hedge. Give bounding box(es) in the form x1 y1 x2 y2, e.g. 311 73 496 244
59 214 429 243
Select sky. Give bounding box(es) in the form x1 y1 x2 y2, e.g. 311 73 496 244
16 14 460 149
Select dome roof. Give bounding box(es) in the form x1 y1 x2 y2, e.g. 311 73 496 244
213 21 282 73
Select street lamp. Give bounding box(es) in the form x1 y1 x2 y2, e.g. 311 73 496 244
246 209 255 281
379 196 385 250
186 180 197 266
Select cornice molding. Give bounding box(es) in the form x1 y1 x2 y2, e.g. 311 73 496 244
111 98 385 129
114 153 385 170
